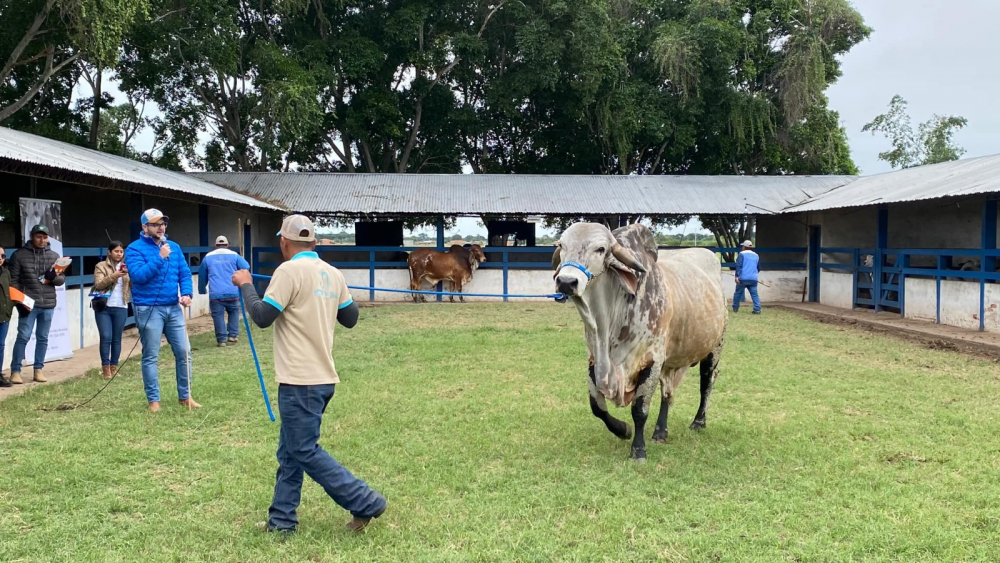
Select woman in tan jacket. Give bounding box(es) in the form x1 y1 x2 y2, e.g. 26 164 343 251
92 241 131 379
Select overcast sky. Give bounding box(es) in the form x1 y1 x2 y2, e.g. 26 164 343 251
827 0 1000 176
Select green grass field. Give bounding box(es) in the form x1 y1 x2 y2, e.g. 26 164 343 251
3 304 1000 562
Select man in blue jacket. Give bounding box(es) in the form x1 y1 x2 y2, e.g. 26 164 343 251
125 208 200 412
733 239 761 314
199 235 250 347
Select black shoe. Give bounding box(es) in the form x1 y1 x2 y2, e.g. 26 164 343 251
752 310 761 315
0 377 11 388
265 523 296 536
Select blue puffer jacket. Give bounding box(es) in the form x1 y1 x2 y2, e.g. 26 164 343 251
125 234 193 306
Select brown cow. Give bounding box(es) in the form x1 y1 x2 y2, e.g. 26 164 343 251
407 244 487 303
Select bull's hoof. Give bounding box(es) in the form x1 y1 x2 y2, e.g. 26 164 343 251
620 424 633 440
629 447 646 463
689 419 706 431
652 429 668 443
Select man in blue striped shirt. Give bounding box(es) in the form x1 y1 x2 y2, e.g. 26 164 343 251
733 240 761 314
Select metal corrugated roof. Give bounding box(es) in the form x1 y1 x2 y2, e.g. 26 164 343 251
191 172 857 215
784 154 1000 212
0 127 280 210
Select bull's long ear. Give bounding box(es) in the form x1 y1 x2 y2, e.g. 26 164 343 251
610 262 640 295
551 242 562 271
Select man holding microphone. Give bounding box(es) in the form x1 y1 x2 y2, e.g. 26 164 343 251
125 208 201 412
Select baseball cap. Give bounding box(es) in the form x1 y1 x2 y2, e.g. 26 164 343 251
30 224 49 235
215 235 229 246
140 208 169 225
741 240 753 247
276 214 316 242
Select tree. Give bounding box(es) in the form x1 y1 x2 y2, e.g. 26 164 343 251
0 0 148 123
862 94 968 169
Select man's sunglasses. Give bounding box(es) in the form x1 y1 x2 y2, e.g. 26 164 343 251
0 254 5 260
147 222 168 228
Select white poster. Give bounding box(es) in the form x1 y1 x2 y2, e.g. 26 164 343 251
18 198 73 363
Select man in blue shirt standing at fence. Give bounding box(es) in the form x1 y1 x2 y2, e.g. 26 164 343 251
199 235 249 347
125 208 201 412
733 239 761 314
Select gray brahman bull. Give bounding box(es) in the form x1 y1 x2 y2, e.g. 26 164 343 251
552 222 728 462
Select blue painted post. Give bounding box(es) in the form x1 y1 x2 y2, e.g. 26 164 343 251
852 248 859 309
503 251 509 303
899 253 909 317
79 250 85 349
936 255 945 324
875 206 888 312
436 215 444 302
980 199 996 331
369 250 375 302
807 227 820 302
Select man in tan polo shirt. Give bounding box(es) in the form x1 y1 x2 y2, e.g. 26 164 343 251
232 214 386 534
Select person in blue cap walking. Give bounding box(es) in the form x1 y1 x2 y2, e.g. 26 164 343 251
733 239 761 314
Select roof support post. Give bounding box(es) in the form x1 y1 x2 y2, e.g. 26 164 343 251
436 215 445 302
874 205 888 312
980 199 996 331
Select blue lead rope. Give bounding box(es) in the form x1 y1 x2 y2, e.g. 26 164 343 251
241 273 567 420
249 273 566 300
239 293 276 422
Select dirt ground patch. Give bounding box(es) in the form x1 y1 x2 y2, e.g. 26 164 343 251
774 304 1000 362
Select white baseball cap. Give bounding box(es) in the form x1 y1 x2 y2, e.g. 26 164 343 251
215 235 229 246
741 240 753 247
276 214 316 242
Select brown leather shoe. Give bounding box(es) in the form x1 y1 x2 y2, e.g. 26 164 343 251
9 372 22 384
33 369 47 383
345 500 386 532
148 401 161 412
109 365 118 377
102 366 112 379
179 398 202 409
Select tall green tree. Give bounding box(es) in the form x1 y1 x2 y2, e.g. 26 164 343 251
862 94 968 169
0 0 148 123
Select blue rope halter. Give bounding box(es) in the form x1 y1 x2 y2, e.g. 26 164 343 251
558 260 593 280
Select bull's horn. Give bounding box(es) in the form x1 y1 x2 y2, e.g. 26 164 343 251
612 243 646 273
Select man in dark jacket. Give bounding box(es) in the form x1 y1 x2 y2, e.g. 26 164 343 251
8 224 65 384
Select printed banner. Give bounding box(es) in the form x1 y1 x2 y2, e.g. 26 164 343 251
18 198 73 363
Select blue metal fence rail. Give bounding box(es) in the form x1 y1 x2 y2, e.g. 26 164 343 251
62 245 234 348
819 246 1000 330
250 245 808 302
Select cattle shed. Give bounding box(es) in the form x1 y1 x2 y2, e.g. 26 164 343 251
0 126 285 355
767 153 1000 333
194 171 858 304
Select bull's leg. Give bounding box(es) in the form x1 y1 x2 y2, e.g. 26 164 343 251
691 336 725 430
652 391 672 443
454 279 465 303
588 366 631 441
629 364 656 463
410 275 421 303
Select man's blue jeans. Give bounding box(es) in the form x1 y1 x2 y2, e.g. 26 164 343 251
268 383 386 531
134 305 191 403
210 298 240 343
95 306 128 366
733 280 761 313
11 307 55 372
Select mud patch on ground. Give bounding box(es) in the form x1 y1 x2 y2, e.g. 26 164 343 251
775 306 1000 362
